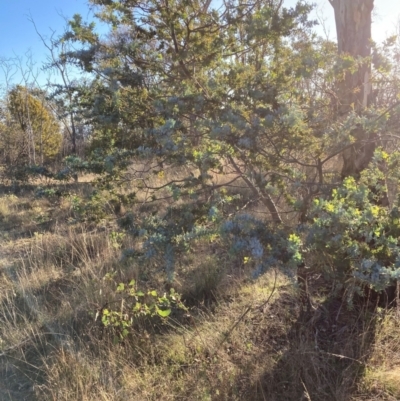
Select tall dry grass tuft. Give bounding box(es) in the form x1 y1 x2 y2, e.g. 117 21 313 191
355 310 400 400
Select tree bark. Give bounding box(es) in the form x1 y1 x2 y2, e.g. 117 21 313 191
331 0 373 113
330 0 389 204
329 0 375 179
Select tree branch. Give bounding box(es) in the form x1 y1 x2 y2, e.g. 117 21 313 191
227 155 282 224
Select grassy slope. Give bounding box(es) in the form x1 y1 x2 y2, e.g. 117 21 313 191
0 182 399 401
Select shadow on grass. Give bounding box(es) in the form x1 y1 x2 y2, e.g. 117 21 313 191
0 330 57 401
0 286 101 401
0 181 93 196
255 274 378 401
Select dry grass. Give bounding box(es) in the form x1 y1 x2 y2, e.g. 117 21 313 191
0 183 400 401
355 311 400 400
33 270 290 401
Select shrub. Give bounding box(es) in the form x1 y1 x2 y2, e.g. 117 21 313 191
304 169 400 294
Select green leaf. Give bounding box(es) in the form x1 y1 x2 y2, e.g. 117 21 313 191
157 308 171 317
116 283 125 292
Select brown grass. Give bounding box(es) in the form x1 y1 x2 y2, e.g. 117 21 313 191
0 180 400 401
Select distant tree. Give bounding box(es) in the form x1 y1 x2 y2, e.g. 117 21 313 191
30 17 89 157
0 104 25 166
7 85 62 164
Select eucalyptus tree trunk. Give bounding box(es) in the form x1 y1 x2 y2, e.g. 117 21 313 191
329 0 375 179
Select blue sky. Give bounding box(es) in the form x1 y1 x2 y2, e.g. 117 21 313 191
1 0 98 58
0 0 103 88
1 0 399 88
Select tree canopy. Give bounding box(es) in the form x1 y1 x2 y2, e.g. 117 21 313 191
1 86 62 165
1 0 400 292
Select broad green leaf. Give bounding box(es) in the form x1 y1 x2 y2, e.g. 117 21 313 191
157 308 171 317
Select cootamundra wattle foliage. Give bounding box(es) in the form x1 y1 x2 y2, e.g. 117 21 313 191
56 0 400 297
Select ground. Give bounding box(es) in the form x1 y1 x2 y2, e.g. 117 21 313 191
0 179 399 400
